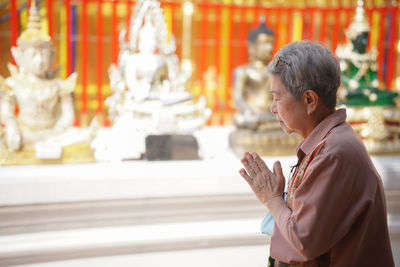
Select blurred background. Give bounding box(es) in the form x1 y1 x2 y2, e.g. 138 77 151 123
0 0 399 126
0 1 399 266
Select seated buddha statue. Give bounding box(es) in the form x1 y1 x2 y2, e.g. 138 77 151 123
233 18 276 131
336 1 397 107
229 17 300 156
0 3 93 162
124 15 170 101
336 0 400 153
95 0 210 161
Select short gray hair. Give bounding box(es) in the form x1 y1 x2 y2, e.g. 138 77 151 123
267 41 341 109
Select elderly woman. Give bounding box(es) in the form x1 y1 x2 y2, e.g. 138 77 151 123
239 41 394 267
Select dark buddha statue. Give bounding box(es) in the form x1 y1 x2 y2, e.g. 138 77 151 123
336 0 400 154
336 1 398 107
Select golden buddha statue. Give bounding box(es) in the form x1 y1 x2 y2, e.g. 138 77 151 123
233 18 275 131
94 0 210 161
229 17 300 156
0 2 94 163
336 0 400 153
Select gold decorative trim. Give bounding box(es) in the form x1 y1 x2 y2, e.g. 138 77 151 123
0 143 94 166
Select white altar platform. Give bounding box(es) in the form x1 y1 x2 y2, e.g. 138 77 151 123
0 127 399 266
1 155 399 206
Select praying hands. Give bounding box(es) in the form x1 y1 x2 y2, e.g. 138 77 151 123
239 152 286 215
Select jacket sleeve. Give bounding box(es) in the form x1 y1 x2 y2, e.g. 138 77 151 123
270 152 373 263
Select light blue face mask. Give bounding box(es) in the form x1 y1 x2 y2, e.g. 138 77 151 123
261 193 287 235
260 210 275 235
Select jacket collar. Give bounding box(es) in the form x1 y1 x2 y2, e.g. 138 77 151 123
296 108 347 158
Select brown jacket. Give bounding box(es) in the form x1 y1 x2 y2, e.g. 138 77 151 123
271 109 394 266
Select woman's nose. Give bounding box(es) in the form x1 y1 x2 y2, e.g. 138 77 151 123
270 101 277 114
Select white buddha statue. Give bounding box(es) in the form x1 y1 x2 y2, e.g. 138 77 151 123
106 0 209 128
124 14 170 101
0 2 78 153
95 0 210 161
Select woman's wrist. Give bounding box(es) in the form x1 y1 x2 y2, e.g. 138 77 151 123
267 195 286 217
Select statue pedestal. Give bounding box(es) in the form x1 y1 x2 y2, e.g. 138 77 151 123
229 129 300 157
35 142 63 159
345 106 400 154
145 134 199 160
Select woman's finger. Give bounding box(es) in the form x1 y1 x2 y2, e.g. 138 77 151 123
252 152 272 175
239 168 256 188
246 152 262 178
241 153 258 178
240 158 254 178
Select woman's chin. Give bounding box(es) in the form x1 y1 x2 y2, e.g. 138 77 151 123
279 123 294 134
283 128 294 134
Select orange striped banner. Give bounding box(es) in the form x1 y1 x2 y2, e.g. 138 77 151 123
385 7 398 89
46 0 53 38
66 0 72 76
80 0 88 115
10 0 18 63
199 3 208 96
111 1 118 64
4 1 398 126
96 0 103 114
377 8 386 84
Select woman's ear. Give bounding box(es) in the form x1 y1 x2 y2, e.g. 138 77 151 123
302 90 319 115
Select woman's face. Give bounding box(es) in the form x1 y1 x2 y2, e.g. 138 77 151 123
269 74 308 137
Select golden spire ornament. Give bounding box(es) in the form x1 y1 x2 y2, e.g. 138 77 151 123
18 0 51 44
346 0 370 39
